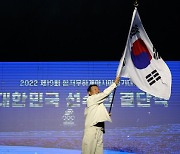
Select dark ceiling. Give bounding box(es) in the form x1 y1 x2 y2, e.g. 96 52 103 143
0 0 179 61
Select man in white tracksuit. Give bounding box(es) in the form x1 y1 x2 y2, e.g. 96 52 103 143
82 76 120 154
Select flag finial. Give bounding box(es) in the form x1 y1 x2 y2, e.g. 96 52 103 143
134 0 138 7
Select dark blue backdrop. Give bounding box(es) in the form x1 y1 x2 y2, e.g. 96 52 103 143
0 61 179 153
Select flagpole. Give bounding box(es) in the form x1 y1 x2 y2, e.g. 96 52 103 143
108 87 116 114
109 0 139 114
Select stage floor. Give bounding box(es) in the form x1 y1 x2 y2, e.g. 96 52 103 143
0 146 135 154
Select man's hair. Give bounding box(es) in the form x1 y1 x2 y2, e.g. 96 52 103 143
87 84 98 92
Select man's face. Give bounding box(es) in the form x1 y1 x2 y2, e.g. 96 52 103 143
89 86 100 96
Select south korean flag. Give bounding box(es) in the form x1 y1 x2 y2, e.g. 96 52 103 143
116 7 172 100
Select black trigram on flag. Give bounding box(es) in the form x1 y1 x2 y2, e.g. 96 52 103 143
146 70 161 86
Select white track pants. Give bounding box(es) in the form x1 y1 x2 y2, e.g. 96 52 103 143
82 126 103 154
